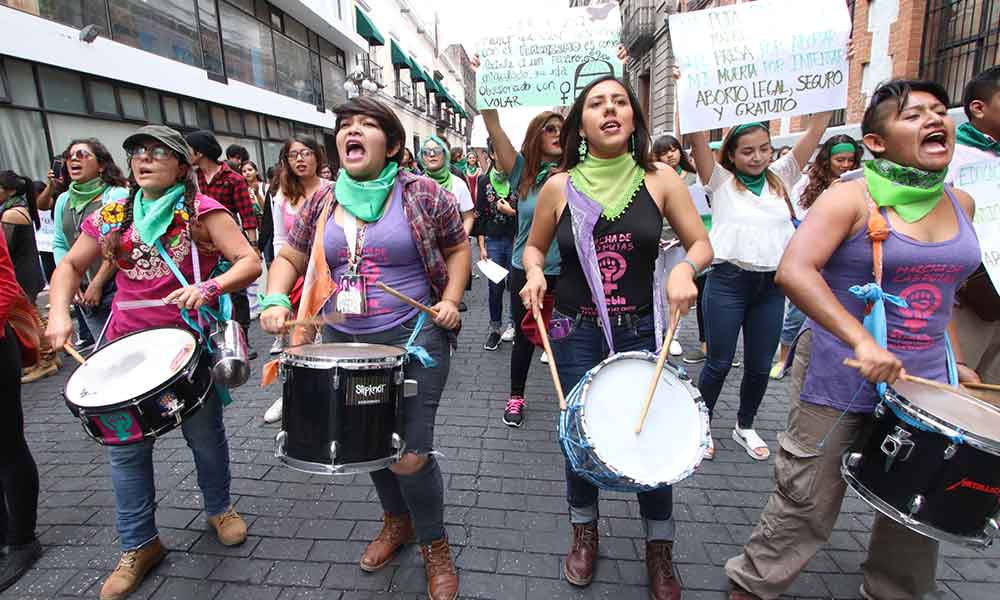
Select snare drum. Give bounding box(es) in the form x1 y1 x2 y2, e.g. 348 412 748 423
64 327 213 445
560 351 710 492
843 379 1000 548
275 343 414 476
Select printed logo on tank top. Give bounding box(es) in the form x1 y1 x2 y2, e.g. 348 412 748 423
584 232 638 316
887 264 965 351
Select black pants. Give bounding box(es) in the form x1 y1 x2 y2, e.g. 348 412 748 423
695 274 707 343
508 268 558 397
0 325 39 546
231 289 251 340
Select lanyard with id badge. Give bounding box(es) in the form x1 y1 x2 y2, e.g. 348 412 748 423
337 212 368 315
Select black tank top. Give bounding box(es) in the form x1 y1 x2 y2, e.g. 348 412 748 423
555 185 661 316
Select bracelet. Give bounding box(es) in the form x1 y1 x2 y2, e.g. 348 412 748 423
681 258 701 278
196 279 222 303
956 361 968 367
259 293 292 311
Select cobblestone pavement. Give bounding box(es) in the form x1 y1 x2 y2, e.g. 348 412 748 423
6 276 999 599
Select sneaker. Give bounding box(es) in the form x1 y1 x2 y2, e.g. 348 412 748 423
207 506 248 546
264 397 283 424
270 338 283 355
540 352 549 364
458 302 468 312
503 396 525 427
683 348 706 364
768 362 786 380
484 331 502 351
669 339 683 356
248 348 258 360
0 539 42 593
500 325 515 342
732 359 741 368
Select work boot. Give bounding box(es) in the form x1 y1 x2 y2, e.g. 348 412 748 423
359 512 414 572
100 538 166 600
420 537 459 600
0 539 42 592
728 580 763 600
564 521 599 586
207 506 247 546
20 357 58 383
646 540 681 600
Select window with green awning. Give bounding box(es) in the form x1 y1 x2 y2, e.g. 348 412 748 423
390 41 410 68
355 7 385 46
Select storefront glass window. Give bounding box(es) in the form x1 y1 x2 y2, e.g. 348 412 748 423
220 1 276 91
198 0 225 76
108 0 202 68
38 66 86 113
273 33 314 104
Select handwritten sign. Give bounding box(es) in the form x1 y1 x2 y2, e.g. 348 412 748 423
475 3 622 109
669 0 851 134
957 158 1000 288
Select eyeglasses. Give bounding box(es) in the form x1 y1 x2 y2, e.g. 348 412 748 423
543 124 562 135
422 148 442 158
64 149 95 161
287 149 315 161
127 146 175 161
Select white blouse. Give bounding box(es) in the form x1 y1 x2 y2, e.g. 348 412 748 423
705 153 802 271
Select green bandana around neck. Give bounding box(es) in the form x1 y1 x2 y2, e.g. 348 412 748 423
420 136 453 191
863 159 948 223
535 161 559 186
67 177 108 212
0 194 27 216
335 162 399 222
675 164 684 175
956 122 1000 156
489 168 511 199
735 170 767 196
133 183 186 246
569 153 645 221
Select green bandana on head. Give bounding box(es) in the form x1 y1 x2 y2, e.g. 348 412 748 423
133 183 186 246
863 159 948 223
67 177 108 212
735 170 767 196
569 153 645 221
419 136 453 192
489 167 510 199
335 162 399 222
830 142 857 156
956 122 1000 156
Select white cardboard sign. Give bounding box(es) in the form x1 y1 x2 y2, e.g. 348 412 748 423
956 158 1000 289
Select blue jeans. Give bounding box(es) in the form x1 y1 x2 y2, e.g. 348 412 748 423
551 311 674 540
485 236 513 330
698 262 785 429
80 290 114 344
108 390 231 550
780 301 806 347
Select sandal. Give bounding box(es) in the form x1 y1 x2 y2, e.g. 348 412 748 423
732 427 770 461
703 436 715 460
768 362 786 380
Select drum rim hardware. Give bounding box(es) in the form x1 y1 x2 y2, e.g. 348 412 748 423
281 352 407 371
882 390 1000 457
274 430 405 476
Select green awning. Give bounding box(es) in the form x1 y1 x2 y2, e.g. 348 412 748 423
355 7 384 46
390 41 409 68
408 59 428 83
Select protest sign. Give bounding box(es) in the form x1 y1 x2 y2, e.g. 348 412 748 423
956 158 1000 288
475 3 622 109
669 0 851 134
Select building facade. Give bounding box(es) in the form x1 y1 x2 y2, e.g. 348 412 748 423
620 0 677 137
442 42 476 145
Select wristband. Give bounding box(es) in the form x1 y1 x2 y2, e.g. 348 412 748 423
681 258 702 278
259 293 292 311
196 278 222 303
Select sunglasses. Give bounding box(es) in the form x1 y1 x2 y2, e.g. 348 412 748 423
287 149 315 160
127 146 175 162
543 124 562 135
422 148 443 158
64 149 95 161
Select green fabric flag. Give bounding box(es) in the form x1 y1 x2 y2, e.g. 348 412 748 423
863 159 948 224
335 162 399 222
956 122 1000 155
66 178 108 212
568 153 645 221
133 183 185 246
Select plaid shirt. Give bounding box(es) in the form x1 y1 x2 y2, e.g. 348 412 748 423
287 169 467 301
197 161 257 231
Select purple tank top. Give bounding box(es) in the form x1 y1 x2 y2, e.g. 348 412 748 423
800 187 980 413
325 181 430 334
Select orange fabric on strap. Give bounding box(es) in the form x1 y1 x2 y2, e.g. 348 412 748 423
864 186 890 315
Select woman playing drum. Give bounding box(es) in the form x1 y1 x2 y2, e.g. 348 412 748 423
519 75 712 599
259 97 468 600
725 80 981 600
45 125 260 600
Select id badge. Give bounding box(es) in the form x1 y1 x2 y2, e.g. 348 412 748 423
336 273 367 315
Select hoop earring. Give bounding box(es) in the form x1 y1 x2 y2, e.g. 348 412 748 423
578 138 588 161
629 135 635 154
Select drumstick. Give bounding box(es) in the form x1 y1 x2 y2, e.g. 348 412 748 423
961 381 1000 393
376 282 439 318
843 358 978 394
63 343 87 365
533 304 566 411
636 308 682 435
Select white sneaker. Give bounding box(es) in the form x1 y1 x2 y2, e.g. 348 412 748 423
540 352 549 364
500 325 515 342
669 340 683 356
270 338 283 355
263 398 283 424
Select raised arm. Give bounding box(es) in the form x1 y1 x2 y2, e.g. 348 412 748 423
480 110 519 175
791 111 835 171
672 66 716 185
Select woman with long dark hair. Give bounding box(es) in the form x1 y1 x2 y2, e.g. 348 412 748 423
0 171 52 383
46 125 260 599
52 138 130 349
520 75 712 598
262 134 330 423
480 107 566 427
770 135 862 380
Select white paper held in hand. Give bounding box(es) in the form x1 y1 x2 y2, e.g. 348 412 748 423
477 259 510 284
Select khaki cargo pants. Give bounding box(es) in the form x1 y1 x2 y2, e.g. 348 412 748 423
725 330 939 599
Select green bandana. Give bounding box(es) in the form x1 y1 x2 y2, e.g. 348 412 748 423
956 122 1000 156
67 177 108 212
536 161 559 186
863 159 948 223
675 165 683 175
735 170 767 196
489 168 510 199
569 153 645 221
0 194 27 215
133 183 186 246
420 136 453 191
335 162 399 222
831 142 857 156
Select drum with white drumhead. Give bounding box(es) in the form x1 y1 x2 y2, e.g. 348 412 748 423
64 327 213 445
559 351 710 492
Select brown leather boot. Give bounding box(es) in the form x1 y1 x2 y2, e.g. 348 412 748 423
420 538 459 600
100 538 167 600
564 521 599 586
207 506 247 546
728 580 763 600
359 512 414 572
646 541 681 600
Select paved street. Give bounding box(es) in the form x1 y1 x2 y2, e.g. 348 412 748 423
6 276 999 600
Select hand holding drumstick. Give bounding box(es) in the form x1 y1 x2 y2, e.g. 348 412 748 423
376 282 460 331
